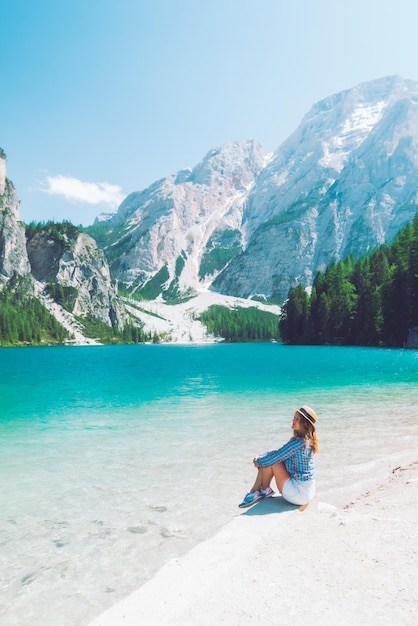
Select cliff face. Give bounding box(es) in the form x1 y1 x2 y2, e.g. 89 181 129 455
0 149 6 195
213 76 418 300
0 151 129 340
26 224 124 327
91 140 271 298
0 153 32 288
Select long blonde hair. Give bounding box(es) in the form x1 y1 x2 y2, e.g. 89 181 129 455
294 418 319 453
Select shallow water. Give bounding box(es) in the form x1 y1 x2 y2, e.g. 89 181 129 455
1 344 417 625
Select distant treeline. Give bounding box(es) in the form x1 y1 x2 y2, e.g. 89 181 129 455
25 219 82 240
199 305 280 342
77 313 157 345
0 287 70 346
0 286 159 347
279 214 418 347
0 271 161 346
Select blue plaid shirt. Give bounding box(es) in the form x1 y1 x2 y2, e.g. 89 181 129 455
255 437 315 482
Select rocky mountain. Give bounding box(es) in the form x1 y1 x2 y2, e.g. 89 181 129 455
89 140 271 300
26 223 125 328
3 74 418 344
0 149 32 289
1 148 278 345
214 75 418 300
0 150 128 343
92 75 418 303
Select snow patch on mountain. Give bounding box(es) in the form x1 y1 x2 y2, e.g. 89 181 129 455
123 291 281 344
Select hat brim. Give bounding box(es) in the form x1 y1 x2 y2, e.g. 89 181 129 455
295 407 317 425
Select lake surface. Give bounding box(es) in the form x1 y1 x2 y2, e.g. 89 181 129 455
1 343 418 625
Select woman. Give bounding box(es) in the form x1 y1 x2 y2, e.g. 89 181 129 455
238 405 319 508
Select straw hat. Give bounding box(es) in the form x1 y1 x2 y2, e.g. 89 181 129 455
296 405 318 426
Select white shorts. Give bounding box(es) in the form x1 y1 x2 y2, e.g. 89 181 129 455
281 478 315 505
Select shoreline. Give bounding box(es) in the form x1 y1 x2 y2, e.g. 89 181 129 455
87 458 418 626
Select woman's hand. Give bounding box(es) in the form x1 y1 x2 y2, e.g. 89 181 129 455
253 457 260 468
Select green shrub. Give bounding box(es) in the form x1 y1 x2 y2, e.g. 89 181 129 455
199 245 242 279
45 283 78 312
138 265 170 300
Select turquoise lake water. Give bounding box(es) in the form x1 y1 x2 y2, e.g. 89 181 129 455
1 343 418 626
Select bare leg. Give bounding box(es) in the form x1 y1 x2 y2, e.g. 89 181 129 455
270 462 291 492
249 463 290 493
249 468 265 492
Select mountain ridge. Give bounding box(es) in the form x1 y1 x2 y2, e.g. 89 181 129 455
213 75 418 299
3 75 418 343
89 75 418 303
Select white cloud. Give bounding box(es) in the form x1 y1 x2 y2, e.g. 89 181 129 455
41 175 125 208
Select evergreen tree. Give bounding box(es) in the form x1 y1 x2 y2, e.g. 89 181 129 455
0 287 70 346
406 214 418 329
200 305 280 342
280 214 418 348
279 284 309 343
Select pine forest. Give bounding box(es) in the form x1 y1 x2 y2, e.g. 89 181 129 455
279 214 418 347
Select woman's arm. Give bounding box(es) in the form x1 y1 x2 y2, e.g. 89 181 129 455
254 438 304 467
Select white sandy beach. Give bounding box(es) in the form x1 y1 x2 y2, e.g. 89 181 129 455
87 458 418 626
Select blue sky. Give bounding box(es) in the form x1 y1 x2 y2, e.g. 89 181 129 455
2 0 418 226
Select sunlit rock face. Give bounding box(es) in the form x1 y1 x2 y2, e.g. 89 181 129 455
26 226 124 327
95 77 418 303
214 76 418 300
4 76 418 312
93 139 271 297
1 150 126 332
0 152 32 287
